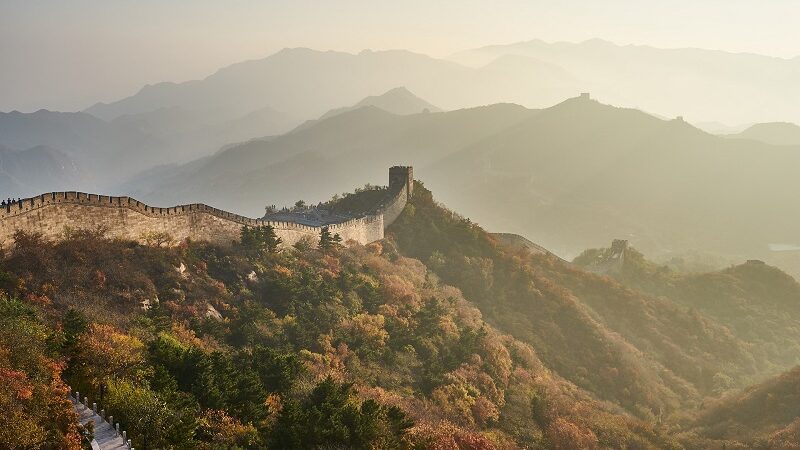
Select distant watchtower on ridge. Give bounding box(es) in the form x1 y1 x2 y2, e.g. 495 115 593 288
389 166 413 199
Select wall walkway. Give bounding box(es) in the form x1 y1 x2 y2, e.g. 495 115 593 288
0 167 412 248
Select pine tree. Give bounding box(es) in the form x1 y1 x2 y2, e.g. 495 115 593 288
241 225 282 255
63 308 88 356
240 226 257 251
262 225 282 253
319 226 334 250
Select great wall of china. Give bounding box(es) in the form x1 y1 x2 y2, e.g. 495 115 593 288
0 166 413 248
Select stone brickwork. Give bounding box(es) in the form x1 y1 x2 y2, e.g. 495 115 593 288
0 167 413 248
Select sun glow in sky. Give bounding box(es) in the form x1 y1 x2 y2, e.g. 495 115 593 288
2 0 799 112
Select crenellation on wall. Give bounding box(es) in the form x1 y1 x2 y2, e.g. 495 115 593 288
0 166 413 248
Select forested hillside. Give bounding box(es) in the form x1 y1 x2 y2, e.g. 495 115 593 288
685 367 800 448
389 183 768 416
0 217 677 448
575 242 800 377
3 182 800 448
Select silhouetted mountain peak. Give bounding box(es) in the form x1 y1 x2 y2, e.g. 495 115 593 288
301 87 442 127
580 38 617 47
354 86 441 113
544 93 632 118
731 121 800 146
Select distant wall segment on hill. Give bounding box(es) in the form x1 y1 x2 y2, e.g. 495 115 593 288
0 166 413 248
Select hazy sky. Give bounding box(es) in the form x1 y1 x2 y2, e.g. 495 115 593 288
2 0 799 112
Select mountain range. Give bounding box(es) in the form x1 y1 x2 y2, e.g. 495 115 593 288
78 42 800 127
450 38 800 125
0 85 441 198
82 47 571 123
728 122 800 146
117 93 800 279
0 144 84 196
4 41 800 278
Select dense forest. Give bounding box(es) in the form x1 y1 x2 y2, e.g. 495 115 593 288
2 182 800 449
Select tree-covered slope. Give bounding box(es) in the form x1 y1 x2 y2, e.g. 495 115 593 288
682 367 800 449
6 181 799 448
0 225 677 449
575 242 800 377
387 183 767 421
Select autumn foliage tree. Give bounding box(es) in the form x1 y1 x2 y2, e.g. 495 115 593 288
0 297 81 449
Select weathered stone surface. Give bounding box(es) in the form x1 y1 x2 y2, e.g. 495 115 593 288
0 167 412 248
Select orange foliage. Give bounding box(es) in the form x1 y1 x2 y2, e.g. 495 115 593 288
546 417 599 450
79 323 150 384
0 367 34 400
407 421 498 450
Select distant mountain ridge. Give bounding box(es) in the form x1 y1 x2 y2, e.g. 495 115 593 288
122 101 533 214
0 104 300 196
83 48 478 122
450 38 800 124
79 46 577 126
319 87 441 120
80 42 800 127
123 93 800 280
728 122 800 146
6 40 800 198
0 144 85 195
291 87 442 133
0 109 159 193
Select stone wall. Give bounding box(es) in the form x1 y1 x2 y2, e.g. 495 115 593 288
0 167 412 248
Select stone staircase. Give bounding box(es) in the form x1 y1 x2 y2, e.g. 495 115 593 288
70 390 130 450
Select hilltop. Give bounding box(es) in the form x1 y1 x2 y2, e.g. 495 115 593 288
291 87 442 133
728 122 800 146
489 232 553 256
319 87 441 120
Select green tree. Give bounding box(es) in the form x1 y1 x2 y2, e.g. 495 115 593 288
251 346 304 393
104 378 198 450
240 225 282 255
269 377 412 448
63 308 88 356
262 225 283 253
319 226 334 251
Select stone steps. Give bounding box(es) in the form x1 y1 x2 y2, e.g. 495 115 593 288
70 396 129 450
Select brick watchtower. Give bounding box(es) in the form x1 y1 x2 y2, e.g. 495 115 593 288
389 166 413 199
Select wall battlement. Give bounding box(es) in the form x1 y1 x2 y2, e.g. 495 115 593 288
0 167 413 248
